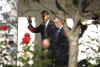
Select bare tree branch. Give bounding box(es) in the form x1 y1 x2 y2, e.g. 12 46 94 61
71 11 81 32
18 8 41 16
81 0 93 12
35 0 56 16
55 0 71 16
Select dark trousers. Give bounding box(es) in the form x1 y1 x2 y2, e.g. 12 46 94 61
47 57 67 67
55 65 66 67
48 64 66 67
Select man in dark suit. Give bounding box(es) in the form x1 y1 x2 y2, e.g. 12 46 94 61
27 10 57 67
27 10 57 47
53 18 69 67
28 10 69 67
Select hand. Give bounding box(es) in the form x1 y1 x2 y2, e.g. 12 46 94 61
27 16 32 25
53 18 62 28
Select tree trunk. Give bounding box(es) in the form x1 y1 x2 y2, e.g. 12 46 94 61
68 36 79 67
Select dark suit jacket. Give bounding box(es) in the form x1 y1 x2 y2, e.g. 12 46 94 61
28 20 56 41
28 20 69 65
52 27 69 65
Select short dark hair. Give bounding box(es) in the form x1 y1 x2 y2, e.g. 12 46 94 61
41 10 49 17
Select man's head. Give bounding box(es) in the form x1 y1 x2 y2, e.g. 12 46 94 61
53 17 62 28
54 17 60 23
41 10 50 22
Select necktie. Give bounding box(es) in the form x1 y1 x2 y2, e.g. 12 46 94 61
55 28 61 40
44 24 48 38
45 24 47 33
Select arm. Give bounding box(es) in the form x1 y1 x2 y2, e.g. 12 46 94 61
28 24 42 33
27 16 41 33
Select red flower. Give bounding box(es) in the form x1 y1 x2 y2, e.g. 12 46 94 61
0 27 2 30
22 37 30 44
0 24 8 31
24 33 30 38
22 33 30 44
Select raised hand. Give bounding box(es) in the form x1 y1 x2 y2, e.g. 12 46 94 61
27 16 32 25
